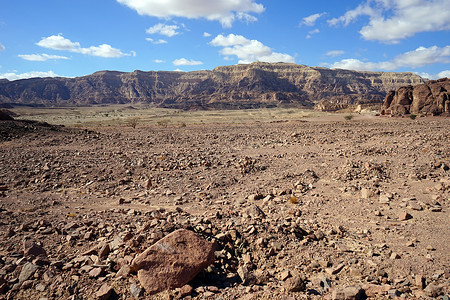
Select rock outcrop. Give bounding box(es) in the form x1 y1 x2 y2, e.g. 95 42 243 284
0 62 424 109
381 78 449 116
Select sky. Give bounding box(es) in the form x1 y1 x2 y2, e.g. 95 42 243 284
0 0 449 81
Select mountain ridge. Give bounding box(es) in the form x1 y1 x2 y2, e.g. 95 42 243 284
0 62 425 109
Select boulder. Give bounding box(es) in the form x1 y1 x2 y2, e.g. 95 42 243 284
23 240 47 259
131 229 216 295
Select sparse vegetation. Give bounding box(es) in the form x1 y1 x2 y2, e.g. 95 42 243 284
157 119 169 127
289 196 299 204
409 114 417 120
344 114 354 120
126 117 139 128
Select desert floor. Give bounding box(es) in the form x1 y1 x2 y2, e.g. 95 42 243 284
0 107 449 299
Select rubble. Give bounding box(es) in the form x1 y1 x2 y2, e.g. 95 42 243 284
0 117 448 299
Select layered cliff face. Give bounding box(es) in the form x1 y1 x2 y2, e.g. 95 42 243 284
0 62 425 109
380 78 449 116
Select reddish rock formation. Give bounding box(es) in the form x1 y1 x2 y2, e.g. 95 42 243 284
381 78 449 116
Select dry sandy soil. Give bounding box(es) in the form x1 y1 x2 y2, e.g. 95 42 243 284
0 110 449 299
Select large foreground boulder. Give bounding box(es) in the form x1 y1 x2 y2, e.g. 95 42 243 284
381 78 449 116
131 229 216 295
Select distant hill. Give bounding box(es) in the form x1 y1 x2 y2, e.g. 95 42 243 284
0 62 425 110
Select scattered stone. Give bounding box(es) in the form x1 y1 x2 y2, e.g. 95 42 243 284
89 267 103 278
21 280 34 290
424 283 443 297
35 283 46 292
430 206 442 212
238 265 257 286
321 277 332 292
278 270 291 281
98 243 110 258
130 283 144 298
284 274 306 292
415 274 426 289
379 194 391 204
326 263 345 275
178 284 193 298
362 284 391 297
388 289 400 298
331 286 365 300
116 264 131 278
23 240 47 258
19 262 39 283
131 229 216 295
248 194 263 201
361 188 373 199
398 211 412 221
96 283 113 300
244 204 266 219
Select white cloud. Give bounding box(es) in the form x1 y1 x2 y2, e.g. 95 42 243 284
154 59 165 63
18 53 69 62
116 0 265 28
203 32 211 37
417 70 450 79
328 0 450 43
37 34 80 50
146 23 180 37
236 12 258 23
300 12 325 26
306 29 320 39
210 33 295 64
172 58 203 66
146 38 168 44
436 70 450 78
328 2 378 27
328 45 450 71
36 34 131 57
0 70 60 81
0 43 5 51
78 44 128 58
325 50 345 57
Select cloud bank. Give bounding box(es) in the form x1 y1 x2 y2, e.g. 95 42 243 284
172 58 203 66
0 71 60 81
329 0 450 43
117 0 264 27
18 54 69 61
210 34 295 64
328 45 450 71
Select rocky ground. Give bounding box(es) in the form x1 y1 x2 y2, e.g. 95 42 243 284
0 115 449 299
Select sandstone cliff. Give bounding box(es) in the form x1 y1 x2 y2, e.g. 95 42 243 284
380 78 449 116
0 62 424 109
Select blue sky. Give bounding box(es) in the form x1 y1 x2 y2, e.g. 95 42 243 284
1 0 449 80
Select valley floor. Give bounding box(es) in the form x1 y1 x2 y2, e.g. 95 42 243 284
0 114 449 299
